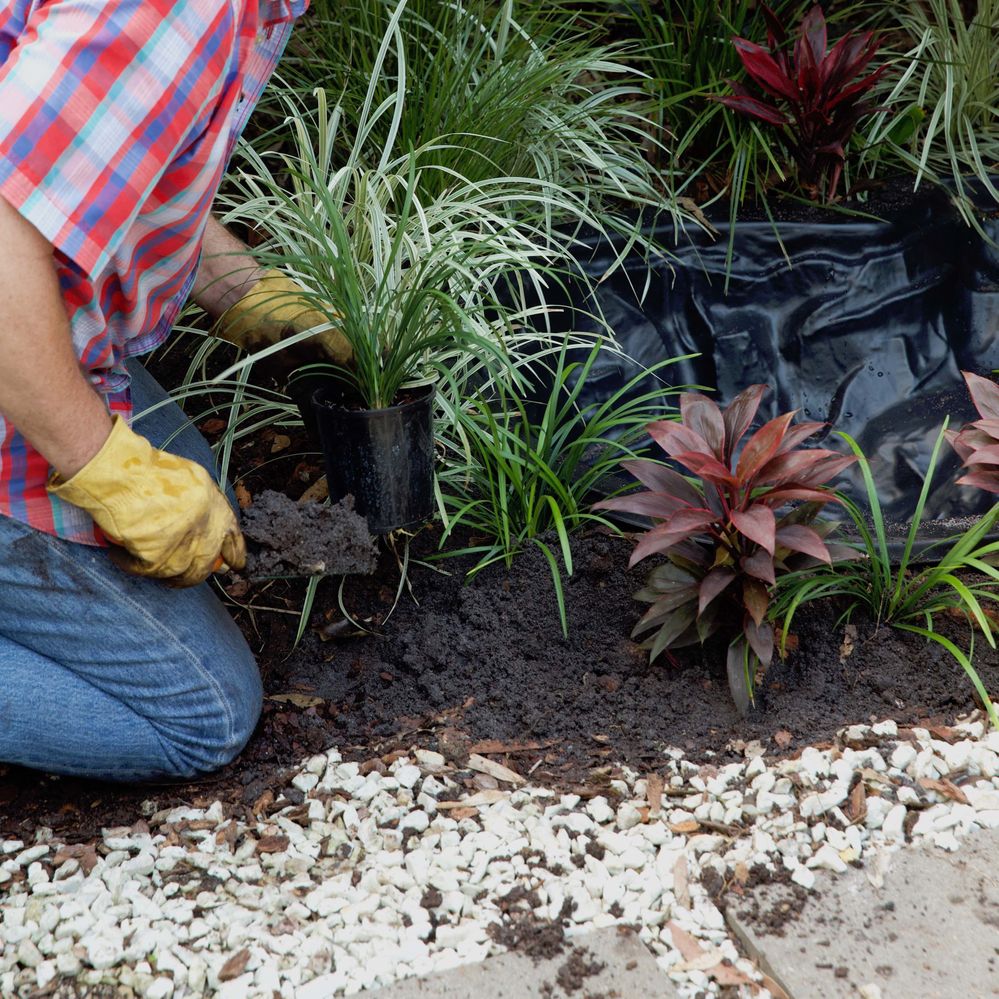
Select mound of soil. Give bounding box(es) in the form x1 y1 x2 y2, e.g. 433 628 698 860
1 520 995 842
241 489 377 577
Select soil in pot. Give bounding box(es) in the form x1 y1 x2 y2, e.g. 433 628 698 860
313 382 435 535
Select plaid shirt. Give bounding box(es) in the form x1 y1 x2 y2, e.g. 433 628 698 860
0 0 307 544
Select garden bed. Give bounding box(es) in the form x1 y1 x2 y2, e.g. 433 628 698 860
2 448 997 843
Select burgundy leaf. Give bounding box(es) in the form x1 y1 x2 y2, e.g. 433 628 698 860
764 486 840 506
761 3 788 50
722 385 768 462
713 94 789 126
680 393 726 459
629 509 719 566
647 421 714 460
732 38 799 102
775 524 832 563
744 618 775 666
801 4 827 67
971 418 999 438
647 604 698 659
755 447 843 487
742 578 770 627
621 459 703 507
742 548 777 585
698 568 737 616
962 443 999 466
827 65 886 112
956 470 999 494
633 588 699 636
964 371 999 421
593 491 688 521
774 421 825 454
672 450 739 488
784 453 856 488
736 412 796 483
731 504 777 554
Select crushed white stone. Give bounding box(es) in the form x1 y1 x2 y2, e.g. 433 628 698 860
2 714 998 998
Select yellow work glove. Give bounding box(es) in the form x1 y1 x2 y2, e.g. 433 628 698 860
48 417 245 588
217 270 352 364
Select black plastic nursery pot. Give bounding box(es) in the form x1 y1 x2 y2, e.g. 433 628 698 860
312 382 436 535
534 183 999 530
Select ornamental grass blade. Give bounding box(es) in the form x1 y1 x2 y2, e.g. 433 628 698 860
722 385 767 463
726 640 754 717
731 505 777 554
680 393 726 459
775 524 832 563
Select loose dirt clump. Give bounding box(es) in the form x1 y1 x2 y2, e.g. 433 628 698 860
241 490 377 577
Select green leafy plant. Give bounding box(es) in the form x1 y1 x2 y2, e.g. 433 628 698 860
435 342 690 635
282 0 680 247
862 0 999 227
712 3 886 201
595 384 855 713
215 86 579 410
773 418 999 727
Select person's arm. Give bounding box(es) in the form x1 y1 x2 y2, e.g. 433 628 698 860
190 215 266 321
0 196 112 478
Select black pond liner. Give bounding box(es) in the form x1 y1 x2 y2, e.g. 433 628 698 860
527 185 999 549
312 383 435 535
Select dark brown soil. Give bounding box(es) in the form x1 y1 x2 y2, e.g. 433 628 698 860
241 489 377 577
2 518 998 841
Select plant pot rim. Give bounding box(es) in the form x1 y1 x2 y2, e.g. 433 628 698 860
312 380 435 419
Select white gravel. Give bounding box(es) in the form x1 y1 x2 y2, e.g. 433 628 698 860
3 713 999 998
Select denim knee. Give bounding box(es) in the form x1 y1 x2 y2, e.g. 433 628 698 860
154 639 263 779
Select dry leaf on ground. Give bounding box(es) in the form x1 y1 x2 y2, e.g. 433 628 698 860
255 835 290 854
219 949 250 982
773 729 793 749
673 855 691 910
266 693 324 708
467 753 525 785
918 777 970 805
647 773 663 816
839 623 857 661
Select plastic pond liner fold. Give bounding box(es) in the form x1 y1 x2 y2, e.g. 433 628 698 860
532 184 999 535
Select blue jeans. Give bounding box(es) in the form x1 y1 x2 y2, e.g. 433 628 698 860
0 360 262 782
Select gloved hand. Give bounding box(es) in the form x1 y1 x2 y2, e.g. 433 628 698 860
48 417 245 588
217 270 352 364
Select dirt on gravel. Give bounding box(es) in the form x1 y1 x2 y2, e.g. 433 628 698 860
241 489 377 577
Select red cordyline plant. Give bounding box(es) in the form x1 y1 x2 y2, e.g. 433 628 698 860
595 385 856 714
711 4 886 202
948 372 999 494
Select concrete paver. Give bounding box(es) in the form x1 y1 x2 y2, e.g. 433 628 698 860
362 927 679 998
726 830 999 999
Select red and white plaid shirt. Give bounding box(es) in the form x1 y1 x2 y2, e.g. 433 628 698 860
0 0 307 543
